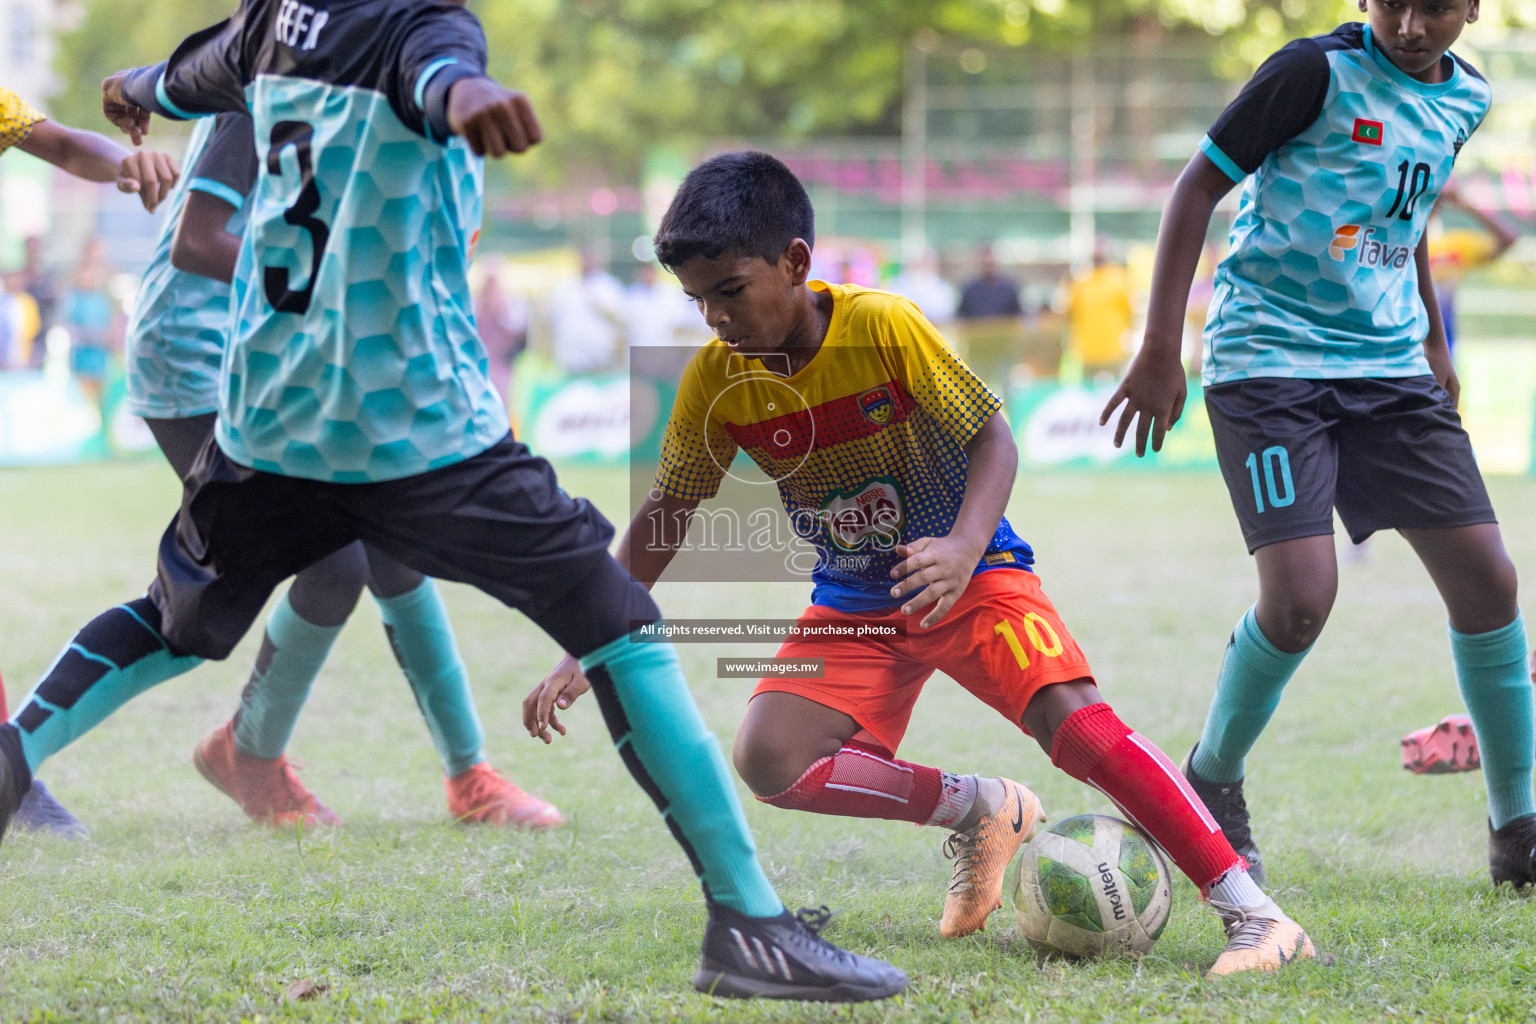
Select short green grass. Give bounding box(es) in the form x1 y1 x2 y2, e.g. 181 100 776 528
3 461 1536 1022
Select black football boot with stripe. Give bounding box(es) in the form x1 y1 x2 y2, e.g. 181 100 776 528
693 905 908 1002
1182 745 1265 887
1490 815 1536 887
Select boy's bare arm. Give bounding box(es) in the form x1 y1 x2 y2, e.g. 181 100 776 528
171 190 241 283
18 116 178 212
523 489 699 742
1415 235 1459 406
889 412 1016 630
1101 152 1234 456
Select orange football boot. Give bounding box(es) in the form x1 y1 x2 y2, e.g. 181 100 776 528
939 778 1045 938
446 763 563 828
193 721 342 827
1208 899 1317 976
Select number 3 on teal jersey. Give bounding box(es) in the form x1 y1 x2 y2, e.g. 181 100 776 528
1244 446 1295 514
264 121 330 315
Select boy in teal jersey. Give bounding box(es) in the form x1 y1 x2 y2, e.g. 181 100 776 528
120 110 559 829
1103 0 1536 887
1 82 179 838
0 0 906 1002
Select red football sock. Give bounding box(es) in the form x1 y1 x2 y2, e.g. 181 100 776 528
1051 703 1243 892
0 669 8 721
759 739 961 825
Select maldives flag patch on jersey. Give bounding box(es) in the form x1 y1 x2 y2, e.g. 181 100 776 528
1352 118 1385 145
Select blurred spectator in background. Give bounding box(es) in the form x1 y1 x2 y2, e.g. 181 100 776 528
628 261 706 380
1428 182 1518 359
1 271 41 369
888 248 956 325
626 261 697 349
19 237 60 369
474 259 529 396
1064 249 1136 381
956 243 1023 321
59 237 120 406
546 251 627 375
955 243 1024 400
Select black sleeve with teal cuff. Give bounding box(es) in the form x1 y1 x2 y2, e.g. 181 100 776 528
1204 37 1332 180
121 0 486 143
392 4 489 141
191 114 259 200
120 11 250 120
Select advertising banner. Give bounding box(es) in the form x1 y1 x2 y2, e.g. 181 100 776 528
1007 381 1218 471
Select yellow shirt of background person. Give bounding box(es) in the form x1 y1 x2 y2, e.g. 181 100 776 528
1428 229 1499 288
1065 261 1135 370
0 85 45 154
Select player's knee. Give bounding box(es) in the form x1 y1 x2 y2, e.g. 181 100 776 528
288 544 369 625
1262 595 1332 652
1458 552 1520 633
1485 555 1519 619
732 727 815 798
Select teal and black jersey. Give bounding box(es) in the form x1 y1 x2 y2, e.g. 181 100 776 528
124 113 256 420
1199 22 1490 386
120 0 501 482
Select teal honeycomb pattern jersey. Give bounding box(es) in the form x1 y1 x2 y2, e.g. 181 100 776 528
124 114 255 419
121 0 504 482
1200 23 1490 386
218 77 494 481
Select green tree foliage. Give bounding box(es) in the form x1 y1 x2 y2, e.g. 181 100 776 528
48 0 1529 179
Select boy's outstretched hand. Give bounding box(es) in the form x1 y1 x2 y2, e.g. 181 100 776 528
448 78 542 158
101 71 151 146
117 149 180 212
1099 347 1188 456
523 653 590 744
890 536 980 629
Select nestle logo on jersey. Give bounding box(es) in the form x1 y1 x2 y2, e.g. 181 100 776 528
1329 224 1410 269
275 0 330 50
1352 119 1385 146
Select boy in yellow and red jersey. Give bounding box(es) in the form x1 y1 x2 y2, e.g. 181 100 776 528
526 152 1316 976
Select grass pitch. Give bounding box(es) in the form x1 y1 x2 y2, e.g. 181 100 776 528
3 460 1536 1022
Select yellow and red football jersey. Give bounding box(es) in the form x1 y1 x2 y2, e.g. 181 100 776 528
0 86 44 155
656 281 1033 611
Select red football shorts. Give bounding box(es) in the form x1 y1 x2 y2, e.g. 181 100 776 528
752 568 1095 754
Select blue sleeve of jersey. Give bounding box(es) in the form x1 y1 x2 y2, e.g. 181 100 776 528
1203 38 1331 182
391 5 488 142
122 6 255 120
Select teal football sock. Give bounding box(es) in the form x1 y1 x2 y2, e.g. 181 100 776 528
11 598 202 773
581 631 783 918
231 593 343 760
1451 613 1536 829
1191 606 1311 784
375 579 484 776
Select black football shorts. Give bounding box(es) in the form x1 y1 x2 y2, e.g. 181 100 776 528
149 431 656 661
1204 375 1496 553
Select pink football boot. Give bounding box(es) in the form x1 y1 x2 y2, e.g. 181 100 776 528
1401 714 1480 774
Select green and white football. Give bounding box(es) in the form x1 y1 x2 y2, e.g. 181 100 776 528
1010 814 1172 958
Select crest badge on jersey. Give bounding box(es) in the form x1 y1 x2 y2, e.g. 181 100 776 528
858 385 895 425
1351 118 1385 146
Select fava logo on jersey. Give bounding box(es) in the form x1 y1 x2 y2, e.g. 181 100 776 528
1329 225 1362 261
1329 224 1411 269
1352 118 1385 146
